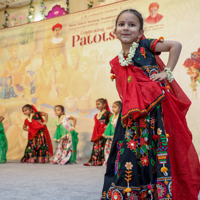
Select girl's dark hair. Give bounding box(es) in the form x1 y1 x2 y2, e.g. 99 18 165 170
55 105 65 114
22 104 33 111
115 9 144 30
96 98 106 106
113 101 122 109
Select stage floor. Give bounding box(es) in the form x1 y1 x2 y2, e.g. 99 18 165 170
0 160 106 200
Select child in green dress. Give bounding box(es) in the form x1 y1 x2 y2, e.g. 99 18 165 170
51 105 79 164
0 116 8 164
103 101 122 166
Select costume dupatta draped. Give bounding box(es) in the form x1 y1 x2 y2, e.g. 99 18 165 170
24 105 53 156
91 99 111 142
110 35 200 199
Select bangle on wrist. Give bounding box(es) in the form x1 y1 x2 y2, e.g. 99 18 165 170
163 67 174 83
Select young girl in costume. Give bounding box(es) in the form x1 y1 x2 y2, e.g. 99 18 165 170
101 9 200 200
84 98 112 166
103 101 122 167
0 116 8 164
21 104 53 163
51 105 79 165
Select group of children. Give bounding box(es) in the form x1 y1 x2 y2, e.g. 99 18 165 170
0 98 120 167
1 7 200 200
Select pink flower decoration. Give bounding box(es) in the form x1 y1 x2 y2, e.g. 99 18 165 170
46 5 67 19
54 11 59 15
11 15 15 19
19 15 24 19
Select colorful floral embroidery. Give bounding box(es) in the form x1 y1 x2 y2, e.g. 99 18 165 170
127 139 137 151
124 162 133 196
125 162 133 170
157 182 167 198
140 190 148 200
115 141 123 178
140 155 149 166
125 129 133 140
140 138 146 146
112 189 122 200
126 191 140 200
140 47 146 58
127 117 133 127
107 187 114 199
149 117 156 127
157 128 162 135
127 76 132 83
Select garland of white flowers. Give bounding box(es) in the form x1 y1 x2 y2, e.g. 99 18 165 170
97 110 106 120
164 67 174 83
56 115 65 126
118 42 139 67
111 114 118 128
27 113 33 123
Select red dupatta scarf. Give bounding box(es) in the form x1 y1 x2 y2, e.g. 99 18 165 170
110 35 200 199
25 105 53 156
91 99 111 142
156 56 200 200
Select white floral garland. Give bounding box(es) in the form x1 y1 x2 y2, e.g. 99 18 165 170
97 110 106 120
164 67 174 83
27 113 33 123
118 42 139 67
56 115 65 126
111 114 118 128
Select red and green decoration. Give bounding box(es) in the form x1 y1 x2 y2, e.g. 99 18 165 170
88 0 93 9
3 5 9 28
66 0 70 13
40 0 46 20
27 0 35 23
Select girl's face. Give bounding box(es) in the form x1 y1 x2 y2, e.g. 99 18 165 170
96 101 105 111
115 12 144 44
55 107 64 117
22 107 33 116
112 103 120 115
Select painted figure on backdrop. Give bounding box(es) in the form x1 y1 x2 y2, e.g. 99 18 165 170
35 55 53 105
145 2 163 24
6 111 27 160
51 105 79 165
0 116 8 164
49 54 70 104
51 23 64 45
67 48 82 75
183 48 200 99
0 43 32 100
21 104 53 164
90 49 110 109
35 54 69 106
84 98 112 166
66 56 92 115
49 23 67 63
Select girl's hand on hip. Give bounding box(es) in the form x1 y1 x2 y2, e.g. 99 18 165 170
150 71 167 81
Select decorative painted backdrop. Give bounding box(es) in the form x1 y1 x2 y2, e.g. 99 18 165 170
0 0 199 160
